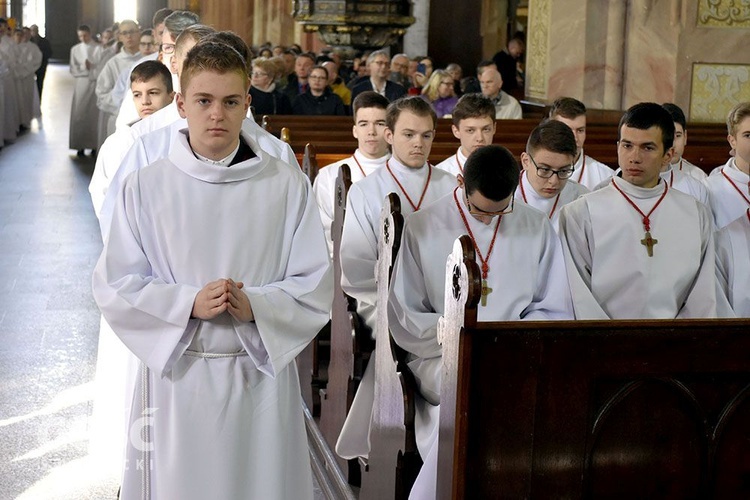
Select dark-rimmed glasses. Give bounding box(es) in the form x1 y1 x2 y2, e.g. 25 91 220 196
466 192 514 217
528 153 574 179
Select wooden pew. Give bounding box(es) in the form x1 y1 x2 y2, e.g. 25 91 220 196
359 193 422 500
436 236 750 499
319 164 373 482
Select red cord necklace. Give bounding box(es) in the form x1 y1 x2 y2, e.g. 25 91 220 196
454 153 464 175
352 155 367 178
611 179 669 257
453 187 502 306
518 171 561 219
386 160 432 211
721 170 750 206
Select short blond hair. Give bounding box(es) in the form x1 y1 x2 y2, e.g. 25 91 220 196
180 42 248 92
726 102 750 136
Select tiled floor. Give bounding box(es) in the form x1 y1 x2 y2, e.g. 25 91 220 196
0 63 120 499
0 64 326 500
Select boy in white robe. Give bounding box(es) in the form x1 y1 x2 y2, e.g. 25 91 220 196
516 119 589 232
98 29 297 239
559 102 721 319
549 96 615 190
716 209 750 316
435 93 496 177
89 60 174 216
92 42 332 500
389 145 574 499
336 97 456 461
69 24 99 155
704 102 750 229
313 91 391 255
663 102 708 181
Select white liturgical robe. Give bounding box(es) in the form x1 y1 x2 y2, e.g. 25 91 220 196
335 158 456 461
92 129 333 500
89 122 138 217
13 40 41 127
69 41 99 150
674 157 707 181
559 176 720 319
434 147 468 178
606 166 710 207
312 149 389 255
99 114 298 238
514 171 589 233
571 151 614 190
389 188 574 499
704 158 750 230
716 209 750 317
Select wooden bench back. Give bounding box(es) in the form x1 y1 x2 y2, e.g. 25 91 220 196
437 237 750 499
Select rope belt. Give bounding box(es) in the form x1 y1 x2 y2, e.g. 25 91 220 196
184 349 248 359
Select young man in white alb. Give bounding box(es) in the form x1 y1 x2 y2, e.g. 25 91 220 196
662 102 708 181
336 96 456 462
516 119 589 233
435 93 496 178
559 102 721 320
312 91 391 254
549 96 614 190
389 145 573 499
704 101 750 229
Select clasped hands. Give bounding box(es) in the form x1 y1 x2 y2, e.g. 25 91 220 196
191 278 254 322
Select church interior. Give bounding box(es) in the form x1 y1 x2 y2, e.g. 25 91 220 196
0 0 749 498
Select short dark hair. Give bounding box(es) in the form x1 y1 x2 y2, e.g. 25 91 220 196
130 60 173 93
618 102 675 151
385 96 437 132
152 8 174 28
77 24 91 33
310 64 328 79
476 60 496 75
297 52 316 64
526 120 577 158
140 29 153 38
352 91 389 121
181 41 248 93
549 97 586 120
463 145 520 201
451 93 495 126
662 102 686 130
202 31 251 70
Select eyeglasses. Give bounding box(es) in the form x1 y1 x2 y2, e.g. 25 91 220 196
251 71 269 78
140 41 155 47
120 30 139 36
308 75 328 80
161 43 175 54
527 153 574 179
466 192 514 217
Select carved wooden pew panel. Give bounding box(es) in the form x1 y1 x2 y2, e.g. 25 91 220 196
437 236 750 499
359 194 421 500
319 164 373 480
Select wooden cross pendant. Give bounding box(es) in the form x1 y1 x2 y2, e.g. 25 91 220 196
481 279 493 307
640 231 658 257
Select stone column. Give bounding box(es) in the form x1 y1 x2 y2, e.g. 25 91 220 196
403 0 429 56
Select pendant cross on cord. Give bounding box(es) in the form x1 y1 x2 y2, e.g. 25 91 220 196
641 231 658 257
481 279 493 307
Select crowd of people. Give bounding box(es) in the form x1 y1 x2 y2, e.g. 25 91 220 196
50 7 750 500
0 19 50 152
